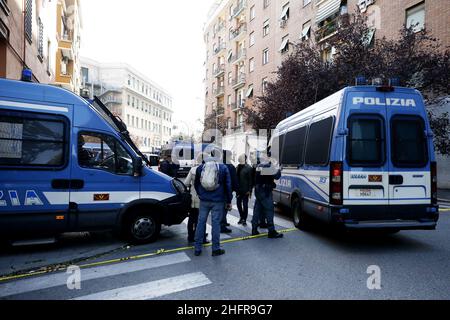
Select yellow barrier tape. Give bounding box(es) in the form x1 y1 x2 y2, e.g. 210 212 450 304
0 228 298 283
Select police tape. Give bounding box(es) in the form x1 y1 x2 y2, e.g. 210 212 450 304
0 228 299 283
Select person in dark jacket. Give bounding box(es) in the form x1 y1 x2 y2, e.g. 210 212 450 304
159 155 178 177
221 150 238 233
236 154 254 226
194 157 232 257
252 154 283 239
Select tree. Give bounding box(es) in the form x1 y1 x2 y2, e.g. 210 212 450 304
246 12 450 153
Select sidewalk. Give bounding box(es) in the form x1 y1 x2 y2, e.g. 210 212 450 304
438 189 450 203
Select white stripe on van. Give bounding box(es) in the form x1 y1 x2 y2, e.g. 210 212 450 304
0 100 69 113
44 191 175 205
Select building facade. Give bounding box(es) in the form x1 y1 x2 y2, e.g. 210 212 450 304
54 0 82 93
0 0 81 93
80 57 174 153
203 0 450 133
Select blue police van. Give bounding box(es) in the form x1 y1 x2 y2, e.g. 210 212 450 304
271 82 439 232
0 78 191 244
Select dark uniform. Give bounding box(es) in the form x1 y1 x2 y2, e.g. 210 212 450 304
251 161 283 238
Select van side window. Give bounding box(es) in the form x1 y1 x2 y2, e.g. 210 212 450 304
282 127 307 167
391 117 427 167
271 134 284 163
348 118 384 166
305 117 334 166
78 133 134 175
0 115 66 167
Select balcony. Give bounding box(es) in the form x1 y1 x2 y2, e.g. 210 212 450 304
214 21 226 34
232 100 246 111
214 86 225 97
214 42 226 55
315 14 349 43
231 0 247 19
213 64 226 78
232 74 246 89
231 49 246 64
229 24 247 41
216 105 225 117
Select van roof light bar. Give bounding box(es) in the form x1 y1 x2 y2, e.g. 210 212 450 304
355 76 367 86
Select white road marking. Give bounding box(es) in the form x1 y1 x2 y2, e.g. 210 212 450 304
0 252 191 298
233 206 293 229
72 272 211 300
182 221 232 240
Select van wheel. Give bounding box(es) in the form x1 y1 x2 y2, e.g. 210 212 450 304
292 197 311 231
126 212 161 245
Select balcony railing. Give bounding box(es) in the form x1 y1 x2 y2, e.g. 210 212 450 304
214 86 225 97
232 0 247 19
231 49 246 64
214 42 227 55
229 24 247 41
213 64 226 78
232 74 246 89
315 14 349 43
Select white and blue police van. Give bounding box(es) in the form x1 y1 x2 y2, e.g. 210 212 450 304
0 77 191 244
271 81 439 232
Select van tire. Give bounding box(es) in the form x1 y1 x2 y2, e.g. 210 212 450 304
292 197 312 231
125 211 161 245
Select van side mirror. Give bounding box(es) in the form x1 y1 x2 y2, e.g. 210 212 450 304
133 157 143 177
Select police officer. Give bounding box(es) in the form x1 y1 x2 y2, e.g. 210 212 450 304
251 154 283 239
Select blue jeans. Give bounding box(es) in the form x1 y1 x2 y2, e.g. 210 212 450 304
195 201 223 252
252 186 275 233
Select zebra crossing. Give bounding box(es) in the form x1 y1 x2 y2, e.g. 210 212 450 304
0 207 292 300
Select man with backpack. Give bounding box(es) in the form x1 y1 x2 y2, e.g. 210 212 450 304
194 154 232 257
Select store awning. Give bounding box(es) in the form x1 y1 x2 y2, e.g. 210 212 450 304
316 0 341 24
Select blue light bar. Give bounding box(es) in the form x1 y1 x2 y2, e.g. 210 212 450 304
21 68 33 82
355 76 367 86
389 77 400 86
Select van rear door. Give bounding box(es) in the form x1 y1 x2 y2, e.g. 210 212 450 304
344 91 391 215
385 93 430 208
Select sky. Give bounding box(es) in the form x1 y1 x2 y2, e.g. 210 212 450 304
80 0 216 137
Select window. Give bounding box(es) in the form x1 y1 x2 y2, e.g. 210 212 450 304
249 57 255 72
81 67 89 84
391 117 427 167
262 77 268 94
301 21 311 41
0 114 67 167
25 0 32 42
249 32 255 46
263 48 269 65
280 35 289 53
228 72 233 84
246 85 254 99
264 0 270 9
38 18 44 59
303 0 311 6
348 117 384 166
263 20 270 37
250 5 256 20
280 3 290 21
282 127 307 166
406 2 425 32
78 133 133 175
305 117 334 166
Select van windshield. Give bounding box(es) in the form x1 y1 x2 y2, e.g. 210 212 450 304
391 118 427 167
348 118 384 166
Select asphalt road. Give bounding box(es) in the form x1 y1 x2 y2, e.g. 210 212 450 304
0 202 449 300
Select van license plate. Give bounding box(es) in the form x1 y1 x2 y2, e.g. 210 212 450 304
360 189 372 197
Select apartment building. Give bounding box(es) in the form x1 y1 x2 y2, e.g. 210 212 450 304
0 0 81 92
1 0 58 83
204 0 450 132
54 0 82 93
80 57 174 153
